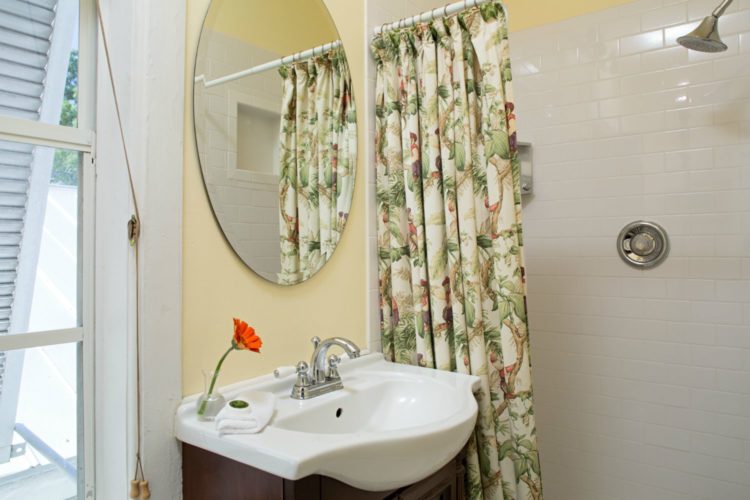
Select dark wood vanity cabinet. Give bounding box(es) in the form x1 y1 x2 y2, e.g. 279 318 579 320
183 443 466 500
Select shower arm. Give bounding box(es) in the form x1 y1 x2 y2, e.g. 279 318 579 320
712 0 734 17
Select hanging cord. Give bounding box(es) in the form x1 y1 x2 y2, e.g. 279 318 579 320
93 1 149 499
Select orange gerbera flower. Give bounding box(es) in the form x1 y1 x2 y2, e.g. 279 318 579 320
197 318 262 417
232 318 262 353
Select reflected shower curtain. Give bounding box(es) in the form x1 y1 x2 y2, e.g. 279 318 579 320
372 3 542 499
278 47 356 284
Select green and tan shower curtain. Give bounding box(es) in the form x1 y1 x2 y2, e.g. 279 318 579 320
277 47 357 285
372 3 542 499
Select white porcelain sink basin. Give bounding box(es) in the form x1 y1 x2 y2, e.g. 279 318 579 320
175 353 480 491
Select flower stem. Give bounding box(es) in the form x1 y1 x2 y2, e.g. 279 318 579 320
198 345 234 416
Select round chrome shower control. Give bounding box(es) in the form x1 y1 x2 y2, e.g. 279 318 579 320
617 221 669 269
630 232 656 256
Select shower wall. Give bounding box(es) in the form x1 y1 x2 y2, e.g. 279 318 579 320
365 0 749 497
512 0 750 498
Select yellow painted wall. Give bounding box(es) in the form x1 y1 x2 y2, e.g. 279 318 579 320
183 0 365 396
504 0 637 31
206 0 338 55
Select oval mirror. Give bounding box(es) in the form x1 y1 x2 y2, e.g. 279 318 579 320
194 0 357 285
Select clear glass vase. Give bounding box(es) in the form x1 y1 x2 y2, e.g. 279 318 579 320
195 369 225 421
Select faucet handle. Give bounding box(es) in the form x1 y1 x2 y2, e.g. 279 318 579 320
326 354 341 380
295 361 311 387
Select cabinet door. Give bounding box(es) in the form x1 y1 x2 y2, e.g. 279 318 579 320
183 444 284 500
320 476 396 499
396 461 457 500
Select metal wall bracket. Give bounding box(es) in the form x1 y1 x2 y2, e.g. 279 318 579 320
9 442 25 459
518 142 533 196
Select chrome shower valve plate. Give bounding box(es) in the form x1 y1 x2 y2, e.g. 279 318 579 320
617 221 670 269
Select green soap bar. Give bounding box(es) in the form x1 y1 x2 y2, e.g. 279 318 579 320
229 400 249 409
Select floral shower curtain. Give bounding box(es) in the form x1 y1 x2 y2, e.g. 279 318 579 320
372 3 542 499
278 47 357 285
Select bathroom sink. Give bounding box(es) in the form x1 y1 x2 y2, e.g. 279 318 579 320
175 353 480 491
273 377 455 434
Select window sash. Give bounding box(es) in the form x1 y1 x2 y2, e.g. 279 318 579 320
0 1 98 497
0 328 83 351
0 115 93 153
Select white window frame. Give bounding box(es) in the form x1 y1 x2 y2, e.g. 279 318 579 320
0 0 97 496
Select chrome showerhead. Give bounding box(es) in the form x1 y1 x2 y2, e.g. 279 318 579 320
677 15 727 52
677 0 733 53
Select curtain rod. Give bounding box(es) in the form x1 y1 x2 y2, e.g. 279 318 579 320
373 0 506 36
195 40 342 89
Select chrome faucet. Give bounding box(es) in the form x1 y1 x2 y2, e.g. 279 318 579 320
291 336 361 400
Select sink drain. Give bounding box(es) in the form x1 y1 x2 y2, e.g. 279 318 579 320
617 221 669 269
336 408 343 418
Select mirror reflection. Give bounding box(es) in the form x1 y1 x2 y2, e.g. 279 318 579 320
194 0 357 285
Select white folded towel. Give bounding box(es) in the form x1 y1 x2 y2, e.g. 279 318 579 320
215 391 275 436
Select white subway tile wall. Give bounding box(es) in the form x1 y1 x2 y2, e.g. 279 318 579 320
511 0 750 498
365 0 750 498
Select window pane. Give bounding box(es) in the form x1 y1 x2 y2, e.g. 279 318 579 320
0 140 80 335
0 343 79 500
0 1 79 127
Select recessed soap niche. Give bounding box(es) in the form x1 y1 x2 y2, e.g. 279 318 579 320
237 103 280 176
228 89 281 183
